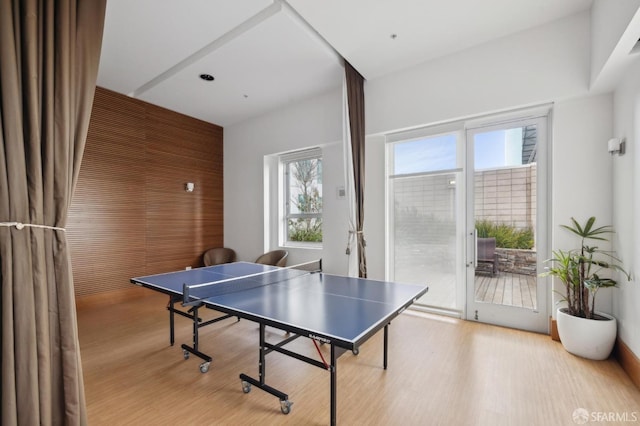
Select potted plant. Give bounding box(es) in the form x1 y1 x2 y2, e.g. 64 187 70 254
542 217 630 360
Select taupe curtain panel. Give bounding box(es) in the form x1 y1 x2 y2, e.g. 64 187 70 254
0 1 106 424
345 61 367 278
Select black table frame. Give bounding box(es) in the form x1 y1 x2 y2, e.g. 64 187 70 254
237 322 390 424
165 292 238 372
133 273 427 425
203 288 426 426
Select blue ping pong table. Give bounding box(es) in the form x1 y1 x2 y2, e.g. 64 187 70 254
131 261 428 425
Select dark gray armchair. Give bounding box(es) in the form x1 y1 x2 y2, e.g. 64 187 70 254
203 247 237 266
477 237 498 275
254 250 288 267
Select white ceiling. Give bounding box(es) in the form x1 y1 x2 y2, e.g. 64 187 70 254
97 0 593 127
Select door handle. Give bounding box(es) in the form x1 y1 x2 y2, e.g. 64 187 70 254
473 228 478 269
468 229 477 268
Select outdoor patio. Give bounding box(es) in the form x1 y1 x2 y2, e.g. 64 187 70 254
474 271 537 309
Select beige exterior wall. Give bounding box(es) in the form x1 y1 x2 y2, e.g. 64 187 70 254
474 163 536 231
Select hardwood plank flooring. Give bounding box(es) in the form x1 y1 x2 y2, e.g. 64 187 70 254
77 292 640 425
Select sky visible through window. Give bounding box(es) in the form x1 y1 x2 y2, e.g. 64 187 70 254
393 134 456 174
393 128 525 174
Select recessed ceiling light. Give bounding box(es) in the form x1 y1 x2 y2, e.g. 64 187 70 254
199 73 214 81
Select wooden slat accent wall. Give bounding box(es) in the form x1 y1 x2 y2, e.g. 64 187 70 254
67 87 223 298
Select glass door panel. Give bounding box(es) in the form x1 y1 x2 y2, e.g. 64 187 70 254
389 132 463 313
465 118 548 333
392 172 460 310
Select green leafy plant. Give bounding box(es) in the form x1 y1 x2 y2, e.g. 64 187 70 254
475 220 534 249
288 218 322 242
542 217 630 319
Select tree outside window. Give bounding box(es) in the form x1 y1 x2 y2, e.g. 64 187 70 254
285 156 322 243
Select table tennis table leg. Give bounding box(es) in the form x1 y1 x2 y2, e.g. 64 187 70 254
167 294 201 346
330 344 337 426
259 323 266 384
168 295 178 346
180 305 212 373
239 324 290 413
384 323 389 370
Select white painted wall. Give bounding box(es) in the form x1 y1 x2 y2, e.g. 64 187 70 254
613 58 640 356
224 9 638 355
552 94 614 231
365 11 591 135
224 88 347 274
551 94 615 314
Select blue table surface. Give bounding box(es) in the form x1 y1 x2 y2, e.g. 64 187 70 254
131 262 428 345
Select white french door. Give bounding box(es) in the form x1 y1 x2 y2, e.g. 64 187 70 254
388 108 549 333
464 114 549 333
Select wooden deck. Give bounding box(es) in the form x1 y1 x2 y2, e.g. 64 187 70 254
474 272 537 308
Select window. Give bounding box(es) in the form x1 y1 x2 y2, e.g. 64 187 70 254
281 148 322 245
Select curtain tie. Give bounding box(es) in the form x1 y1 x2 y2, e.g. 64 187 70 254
0 222 66 232
346 230 366 254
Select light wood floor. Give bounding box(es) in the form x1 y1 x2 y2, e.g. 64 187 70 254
77 292 640 425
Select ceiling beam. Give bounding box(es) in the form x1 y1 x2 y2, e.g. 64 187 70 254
130 1 283 98
279 0 345 69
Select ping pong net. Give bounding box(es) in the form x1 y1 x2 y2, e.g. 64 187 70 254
182 259 322 307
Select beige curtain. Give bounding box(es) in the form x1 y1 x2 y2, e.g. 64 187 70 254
344 61 367 278
0 1 106 424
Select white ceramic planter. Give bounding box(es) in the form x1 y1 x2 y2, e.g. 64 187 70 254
556 308 617 360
